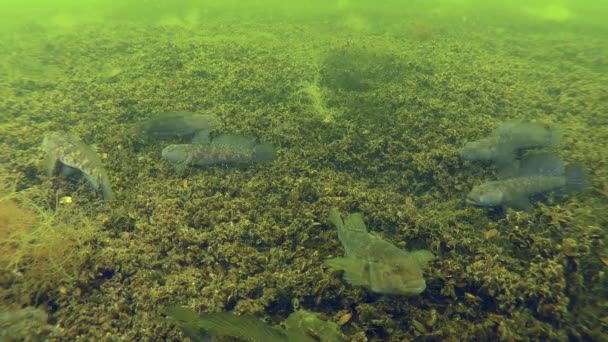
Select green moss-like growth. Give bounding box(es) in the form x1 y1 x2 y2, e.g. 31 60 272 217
0 2 607 341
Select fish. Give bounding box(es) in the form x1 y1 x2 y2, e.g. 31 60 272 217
466 153 585 211
42 132 114 200
140 111 218 141
161 134 276 173
325 208 433 296
285 310 345 342
164 306 318 342
462 121 563 174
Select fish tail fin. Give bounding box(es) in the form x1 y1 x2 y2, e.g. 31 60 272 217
254 143 277 163
564 163 587 193
548 126 564 146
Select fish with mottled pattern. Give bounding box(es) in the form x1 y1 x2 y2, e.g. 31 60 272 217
463 121 563 175
42 132 114 200
325 208 433 296
466 153 585 211
162 134 276 173
140 111 218 141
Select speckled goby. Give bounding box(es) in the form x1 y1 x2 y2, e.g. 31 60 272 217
140 111 218 141
42 132 114 200
162 134 276 173
325 208 434 296
466 153 586 211
462 121 563 176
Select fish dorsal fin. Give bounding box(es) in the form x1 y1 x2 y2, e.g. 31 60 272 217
211 134 256 150
492 120 521 137
493 144 517 171
337 212 370 258
496 161 520 179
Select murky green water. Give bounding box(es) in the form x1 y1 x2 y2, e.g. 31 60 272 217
1 1 607 340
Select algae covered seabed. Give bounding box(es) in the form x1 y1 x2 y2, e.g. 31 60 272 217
1 2 607 340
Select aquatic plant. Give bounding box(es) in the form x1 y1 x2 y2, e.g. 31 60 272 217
0 4 606 340
0 175 102 287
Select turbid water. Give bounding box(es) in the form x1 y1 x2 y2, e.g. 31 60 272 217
1 1 607 340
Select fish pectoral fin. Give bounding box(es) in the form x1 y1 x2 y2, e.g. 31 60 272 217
326 257 369 286
325 257 349 272
343 270 369 287
174 155 193 174
506 194 533 212
45 153 59 176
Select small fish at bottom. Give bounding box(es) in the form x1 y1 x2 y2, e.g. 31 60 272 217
325 208 433 296
42 132 114 200
466 153 586 211
162 134 276 173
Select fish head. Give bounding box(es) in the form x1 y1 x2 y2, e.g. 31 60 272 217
466 182 504 207
161 144 191 163
462 140 494 160
368 259 426 295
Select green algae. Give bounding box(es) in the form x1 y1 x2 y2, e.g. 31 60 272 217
0 2 607 341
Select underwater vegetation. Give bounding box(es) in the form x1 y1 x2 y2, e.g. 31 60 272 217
0 173 104 298
0 1 607 340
